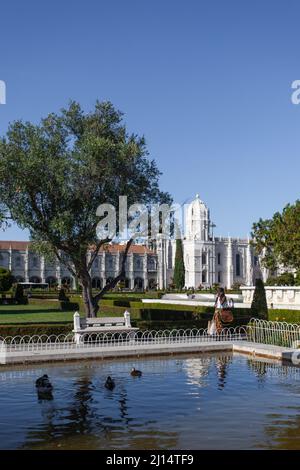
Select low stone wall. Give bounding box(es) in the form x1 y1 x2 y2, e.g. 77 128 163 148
241 286 300 310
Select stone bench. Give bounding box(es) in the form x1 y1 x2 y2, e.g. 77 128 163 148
73 310 139 344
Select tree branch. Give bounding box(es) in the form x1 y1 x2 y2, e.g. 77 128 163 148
94 238 133 302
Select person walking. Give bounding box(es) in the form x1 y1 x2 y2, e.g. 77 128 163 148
208 287 233 335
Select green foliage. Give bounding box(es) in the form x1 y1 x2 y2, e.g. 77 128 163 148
266 272 295 286
60 301 79 311
0 267 14 291
252 200 300 271
11 283 28 304
58 287 69 302
0 323 72 338
251 278 268 319
0 100 171 317
173 239 185 289
268 309 300 323
295 271 300 286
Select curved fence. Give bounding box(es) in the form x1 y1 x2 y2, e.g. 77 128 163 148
0 326 247 353
247 318 300 349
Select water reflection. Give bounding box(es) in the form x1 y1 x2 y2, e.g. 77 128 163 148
1 353 300 450
215 355 231 390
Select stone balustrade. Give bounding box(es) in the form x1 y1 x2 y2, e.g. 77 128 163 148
241 286 300 310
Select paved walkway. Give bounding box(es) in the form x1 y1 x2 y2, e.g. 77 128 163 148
1 339 299 365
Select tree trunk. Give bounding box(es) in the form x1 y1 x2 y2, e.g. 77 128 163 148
80 271 98 318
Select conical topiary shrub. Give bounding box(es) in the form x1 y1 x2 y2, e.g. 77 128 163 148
173 239 185 290
251 278 268 319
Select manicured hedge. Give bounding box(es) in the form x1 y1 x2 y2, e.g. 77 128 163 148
0 323 73 338
60 301 80 311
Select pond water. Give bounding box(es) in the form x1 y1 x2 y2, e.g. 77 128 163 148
0 352 300 450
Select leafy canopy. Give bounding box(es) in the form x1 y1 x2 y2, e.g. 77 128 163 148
251 200 300 272
0 101 172 272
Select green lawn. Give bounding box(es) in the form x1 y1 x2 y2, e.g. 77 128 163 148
0 302 84 324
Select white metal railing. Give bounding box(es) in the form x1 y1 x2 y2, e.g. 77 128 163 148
2 320 300 356
247 318 300 349
0 327 247 354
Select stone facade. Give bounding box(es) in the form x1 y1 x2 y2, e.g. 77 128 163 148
0 242 158 290
0 194 265 290
155 195 264 289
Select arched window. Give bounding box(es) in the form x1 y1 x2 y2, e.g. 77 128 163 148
218 271 222 283
136 258 142 269
92 277 101 289
134 277 144 289
148 258 156 271
236 254 241 277
202 270 207 283
46 276 57 287
217 253 221 265
202 252 207 265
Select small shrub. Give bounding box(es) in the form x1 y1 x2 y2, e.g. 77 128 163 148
251 279 268 319
60 301 79 311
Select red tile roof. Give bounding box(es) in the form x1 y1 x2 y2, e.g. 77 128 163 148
0 241 155 255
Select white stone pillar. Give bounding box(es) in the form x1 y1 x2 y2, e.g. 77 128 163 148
73 311 82 344
9 245 12 272
246 238 253 286
124 310 131 327
41 256 45 283
25 247 29 282
143 253 148 289
56 257 61 285
227 238 233 289
129 254 134 289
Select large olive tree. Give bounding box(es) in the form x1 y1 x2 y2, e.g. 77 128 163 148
0 101 171 317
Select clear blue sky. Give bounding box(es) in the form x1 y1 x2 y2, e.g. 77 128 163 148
1 0 300 241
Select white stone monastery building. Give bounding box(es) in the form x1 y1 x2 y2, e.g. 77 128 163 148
0 195 265 290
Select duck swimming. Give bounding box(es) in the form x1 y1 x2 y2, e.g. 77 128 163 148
105 376 115 390
130 367 142 377
35 374 53 396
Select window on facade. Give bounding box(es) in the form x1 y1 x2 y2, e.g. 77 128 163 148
236 254 241 277
217 253 221 265
16 256 21 267
33 257 38 268
136 259 142 269
202 253 207 265
202 270 207 283
218 271 221 283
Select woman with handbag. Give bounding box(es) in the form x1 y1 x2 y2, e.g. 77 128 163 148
212 287 233 334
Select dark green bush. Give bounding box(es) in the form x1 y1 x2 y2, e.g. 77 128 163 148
0 323 72 338
58 288 69 302
0 267 14 292
60 301 79 311
251 279 268 319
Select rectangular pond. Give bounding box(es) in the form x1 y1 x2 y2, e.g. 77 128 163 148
0 352 300 450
